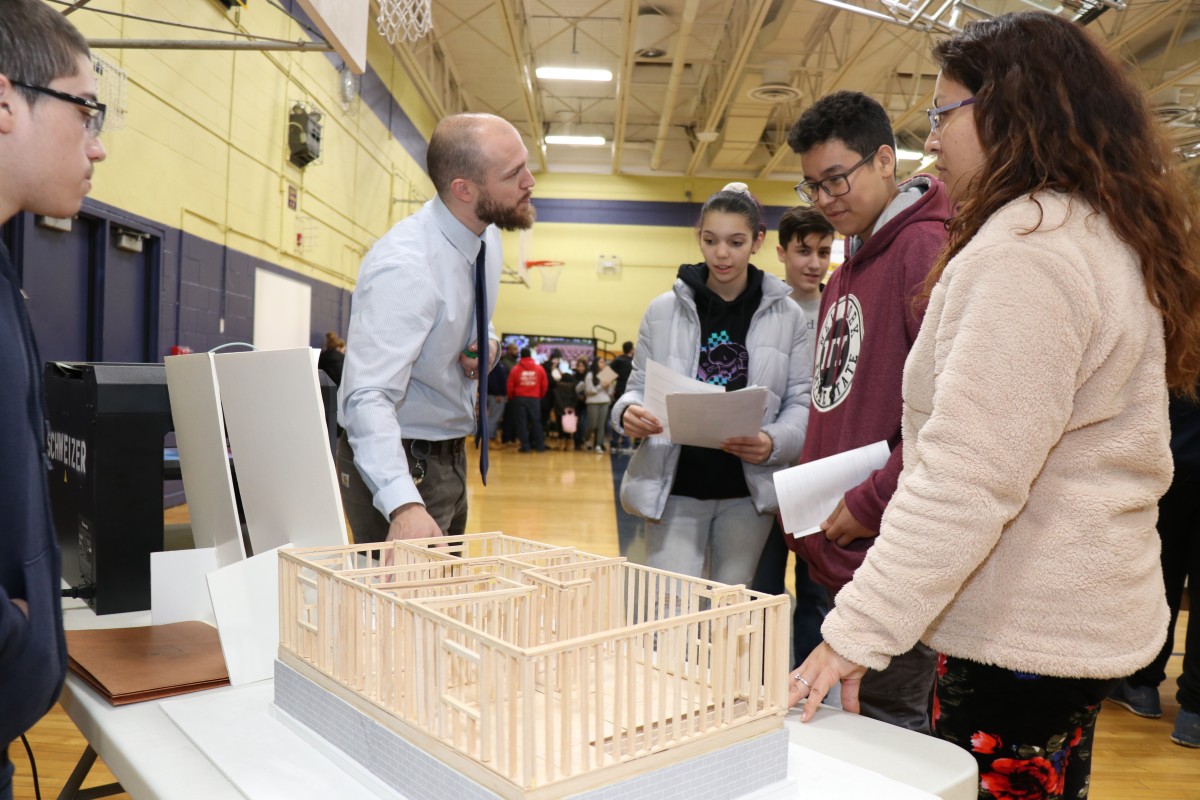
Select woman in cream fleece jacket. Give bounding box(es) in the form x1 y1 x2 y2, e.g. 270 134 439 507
788 12 1200 799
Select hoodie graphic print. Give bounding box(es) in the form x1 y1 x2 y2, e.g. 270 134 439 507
698 330 749 386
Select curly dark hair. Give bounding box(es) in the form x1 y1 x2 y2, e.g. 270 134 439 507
929 11 1200 395
787 91 896 159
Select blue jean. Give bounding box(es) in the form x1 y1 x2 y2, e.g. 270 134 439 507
644 494 774 586
486 395 506 439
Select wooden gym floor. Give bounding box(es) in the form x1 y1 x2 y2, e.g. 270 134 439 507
17 441 1198 799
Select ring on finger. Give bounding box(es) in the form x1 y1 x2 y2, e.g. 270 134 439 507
793 673 811 688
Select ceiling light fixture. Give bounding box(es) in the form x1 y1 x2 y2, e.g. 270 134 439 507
896 148 926 161
635 9 673 58
545 134 607 146
535 67 613 82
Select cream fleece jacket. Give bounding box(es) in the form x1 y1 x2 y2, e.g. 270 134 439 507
823 192 1171 679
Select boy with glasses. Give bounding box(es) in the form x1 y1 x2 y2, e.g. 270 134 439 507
783 90 948 733
0 2 107 797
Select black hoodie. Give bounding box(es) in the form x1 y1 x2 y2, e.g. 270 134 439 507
671 263 764 499
0 242 67 765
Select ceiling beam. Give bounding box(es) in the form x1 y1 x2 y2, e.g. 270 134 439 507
685 0 774 175
650 0 702 171
757 17 892 179
1105 0 1189 52
1148 55 1200 97
495 0 547 171
1152 4 1194 89
86 38 334 52
610 0 638 174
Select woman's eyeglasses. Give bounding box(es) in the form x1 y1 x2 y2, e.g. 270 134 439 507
927 97 976 135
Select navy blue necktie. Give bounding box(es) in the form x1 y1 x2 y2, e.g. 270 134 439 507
474 241 489 485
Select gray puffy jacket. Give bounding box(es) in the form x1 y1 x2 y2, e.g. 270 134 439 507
611 271 812 519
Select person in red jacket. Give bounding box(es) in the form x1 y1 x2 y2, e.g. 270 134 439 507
506 347 548 452
785 90 950 733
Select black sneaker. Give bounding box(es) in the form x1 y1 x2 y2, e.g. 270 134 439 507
1107 679 1162 718
1171 708 1200 747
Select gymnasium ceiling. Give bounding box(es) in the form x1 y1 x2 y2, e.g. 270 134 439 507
387 0 1200 182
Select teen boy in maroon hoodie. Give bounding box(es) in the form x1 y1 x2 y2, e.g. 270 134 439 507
785 90 950 733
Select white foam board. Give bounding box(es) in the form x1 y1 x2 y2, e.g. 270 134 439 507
164 353 246 567
161 681 399 800
213 348 347 555
207 546 286 686
151 548 219 626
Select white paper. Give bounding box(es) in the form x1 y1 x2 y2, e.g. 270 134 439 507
774 441 891 536
642 359 722 440
207 545 287 686
151 548 219 626
665 386 768 449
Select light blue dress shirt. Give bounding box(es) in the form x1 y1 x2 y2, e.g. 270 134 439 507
338 195 500 519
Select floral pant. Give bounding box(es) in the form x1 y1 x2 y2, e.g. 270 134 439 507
933 654 1117 800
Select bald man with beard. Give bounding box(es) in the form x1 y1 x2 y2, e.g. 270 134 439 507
337 114 536 543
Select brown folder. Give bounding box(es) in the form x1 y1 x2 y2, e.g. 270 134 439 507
66 621 231 705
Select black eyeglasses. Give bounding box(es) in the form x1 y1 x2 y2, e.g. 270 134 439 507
794 149 878 204
927 97 976 135
11 80 106 137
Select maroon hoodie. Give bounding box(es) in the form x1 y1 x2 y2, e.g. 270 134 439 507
788 175 950 593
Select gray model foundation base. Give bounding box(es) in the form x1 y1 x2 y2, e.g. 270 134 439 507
274 659 789 800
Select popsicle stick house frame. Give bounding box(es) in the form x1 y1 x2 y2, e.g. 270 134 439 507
278 533 790 799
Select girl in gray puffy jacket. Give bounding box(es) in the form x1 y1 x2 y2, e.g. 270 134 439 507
611 184 813 587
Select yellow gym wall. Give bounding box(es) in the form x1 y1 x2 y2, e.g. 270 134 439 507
62 1 799 349
71 1 435 291
495 174 798 348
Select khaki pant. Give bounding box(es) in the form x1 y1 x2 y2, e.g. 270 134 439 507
335 431 468 544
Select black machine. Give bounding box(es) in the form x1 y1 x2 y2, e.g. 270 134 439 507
43 360 341 615
44 363 173 615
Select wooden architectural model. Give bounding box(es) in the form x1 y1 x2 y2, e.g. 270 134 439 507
277 533 791 800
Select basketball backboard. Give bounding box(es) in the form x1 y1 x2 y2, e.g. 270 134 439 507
294 0 368 74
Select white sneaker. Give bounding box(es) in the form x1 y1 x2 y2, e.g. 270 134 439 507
594 446 604 453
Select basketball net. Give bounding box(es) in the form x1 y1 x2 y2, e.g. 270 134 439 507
377 0 433 43
526 261 564 292
92 55 127 132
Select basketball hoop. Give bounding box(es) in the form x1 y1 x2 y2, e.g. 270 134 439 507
524 260 565 293
377 0 433 43
92 55 127 132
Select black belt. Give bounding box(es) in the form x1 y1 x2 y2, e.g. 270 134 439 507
403 437 464 457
